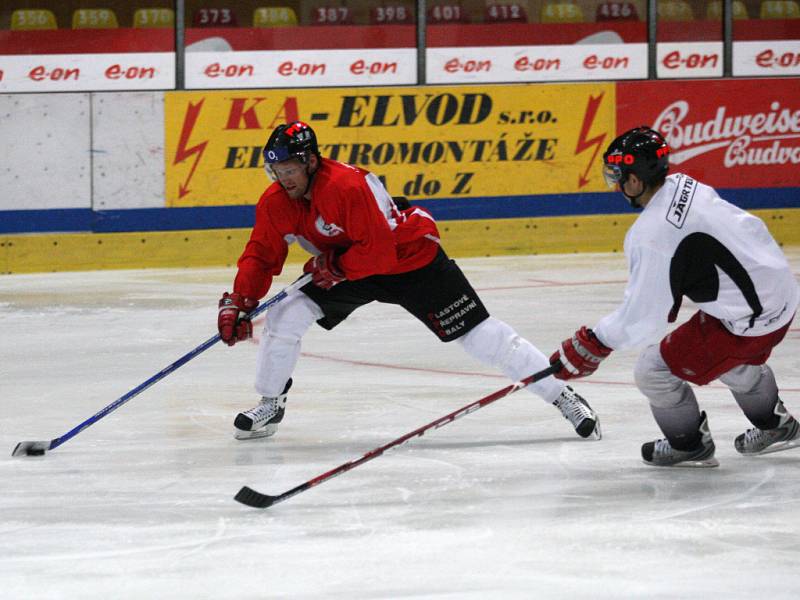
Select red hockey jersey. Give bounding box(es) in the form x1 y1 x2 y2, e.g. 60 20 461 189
233 158 440 299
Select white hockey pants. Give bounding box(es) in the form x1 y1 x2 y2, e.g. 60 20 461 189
255 294 564 403
457 317 564 403
254 292 322 398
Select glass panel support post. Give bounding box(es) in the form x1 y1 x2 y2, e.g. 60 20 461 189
416 0 427 84
175 0 185 89
647 0 657 79
723 0 733 77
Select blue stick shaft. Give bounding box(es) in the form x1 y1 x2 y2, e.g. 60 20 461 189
48 274 312 451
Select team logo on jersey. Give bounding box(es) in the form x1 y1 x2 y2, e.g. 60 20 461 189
666 176 697 229
315 215 344 237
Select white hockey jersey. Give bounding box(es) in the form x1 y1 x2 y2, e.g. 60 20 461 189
593 173 799 350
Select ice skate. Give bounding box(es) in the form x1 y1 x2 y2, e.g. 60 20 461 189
554 386 601 439
234 379 292 440
641 411 719 467
735 399 800 456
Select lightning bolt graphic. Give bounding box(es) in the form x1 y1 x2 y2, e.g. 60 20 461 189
575 93 607 189
173 100 208 199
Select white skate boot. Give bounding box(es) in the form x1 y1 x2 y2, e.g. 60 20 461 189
234 379 292 440
553 386 601 439
641 411 719 467
735 399 800 455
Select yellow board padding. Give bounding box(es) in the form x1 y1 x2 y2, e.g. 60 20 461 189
0 229 309 275
439 213 636 257
2 230 248 274
2 209 798 275
165 84 616 207
442 209 800 256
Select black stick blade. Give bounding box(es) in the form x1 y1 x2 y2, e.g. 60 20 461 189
235 486 277 508
12 441 50 457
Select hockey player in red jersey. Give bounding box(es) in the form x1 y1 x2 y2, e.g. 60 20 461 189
550 126 799 467
218 121 600 441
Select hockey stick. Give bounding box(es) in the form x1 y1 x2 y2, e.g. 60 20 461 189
234 362 561 508
11 274 313 458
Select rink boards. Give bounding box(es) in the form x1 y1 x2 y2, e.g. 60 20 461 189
2 209 798 274
1 78 799 273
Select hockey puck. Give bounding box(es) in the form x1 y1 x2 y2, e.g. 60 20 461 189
27 448 45 456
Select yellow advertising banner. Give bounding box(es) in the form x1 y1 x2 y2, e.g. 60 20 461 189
165 83 615 207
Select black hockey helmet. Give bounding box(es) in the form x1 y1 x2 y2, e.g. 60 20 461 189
262 121 320 168
602 126 670 190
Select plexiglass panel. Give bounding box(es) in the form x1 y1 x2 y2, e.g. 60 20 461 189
732 0 800 76
0 1 175 92
655 0 724 78
183 0 417 88
426 0 648 83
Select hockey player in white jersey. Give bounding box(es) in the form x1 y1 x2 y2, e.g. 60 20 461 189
549 126 799 467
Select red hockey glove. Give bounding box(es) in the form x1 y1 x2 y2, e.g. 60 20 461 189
218 292 258 346
303 250 346 290
550 326 612 380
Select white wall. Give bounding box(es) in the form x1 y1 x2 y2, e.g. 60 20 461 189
0 93 91 210
0 91 165 213
93 92 165 209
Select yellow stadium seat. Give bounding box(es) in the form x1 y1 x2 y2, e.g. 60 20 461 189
657 0 694 21
760 0 800 18
541 1 585 22
706 0 748 18
72 8 119 29
11 9 57 30
253 6 299 26
133 8 175 28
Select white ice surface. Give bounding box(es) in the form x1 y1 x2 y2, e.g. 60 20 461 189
1 251 799 599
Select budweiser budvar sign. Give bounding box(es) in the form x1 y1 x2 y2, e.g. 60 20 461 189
618 79 800 188
654 100 800 168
